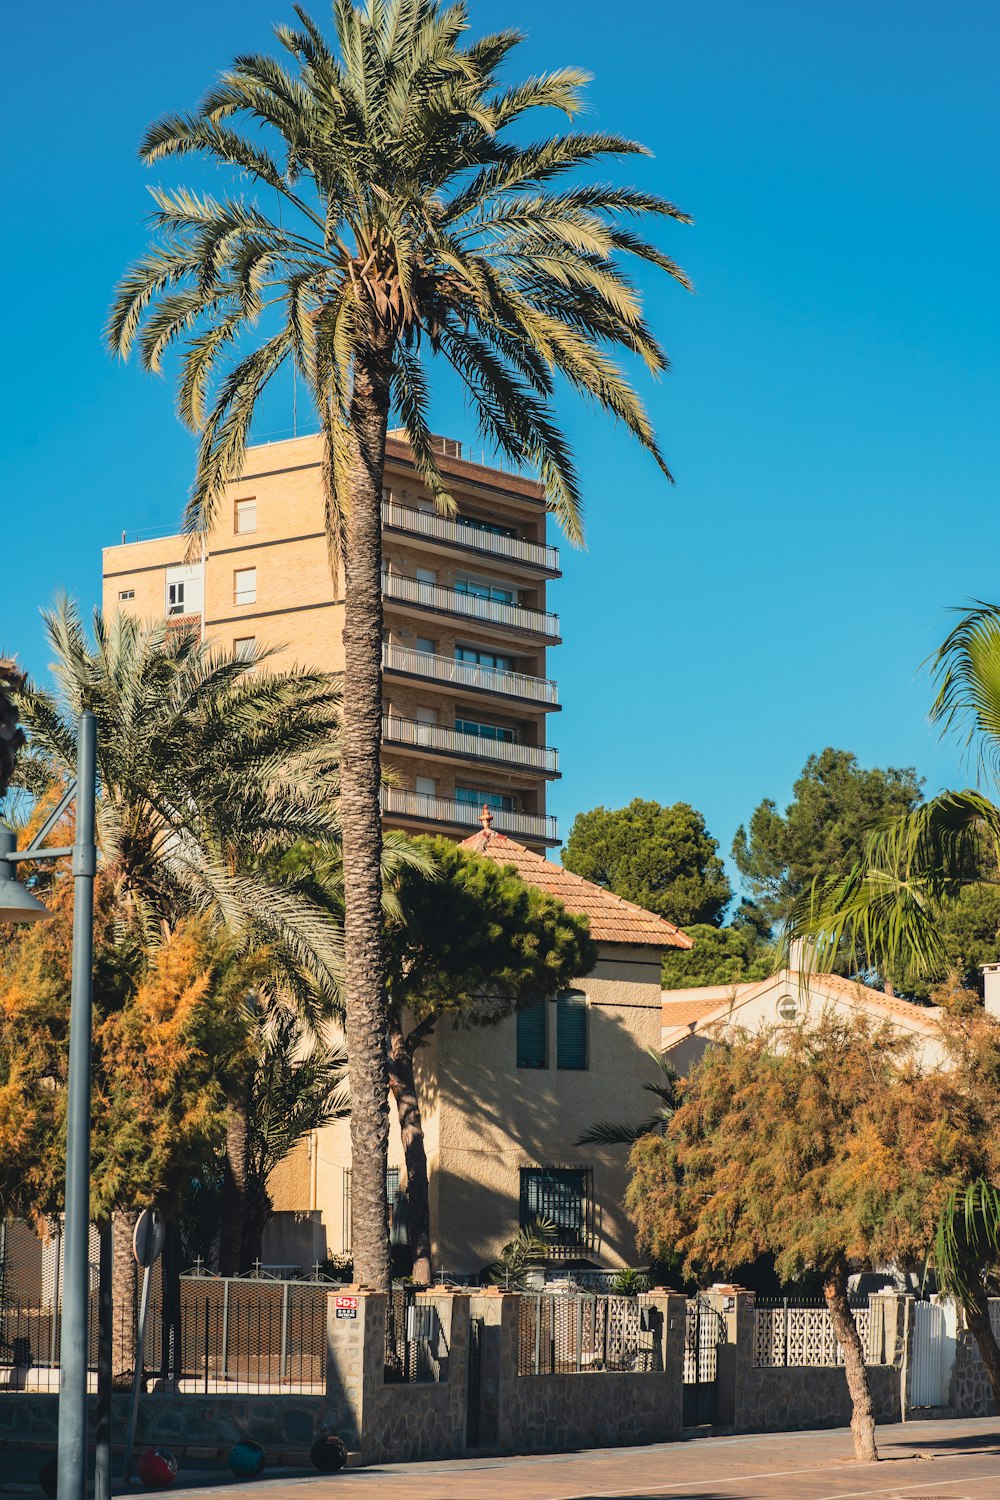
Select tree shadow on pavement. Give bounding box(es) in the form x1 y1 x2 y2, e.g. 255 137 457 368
895 1431 1000 1453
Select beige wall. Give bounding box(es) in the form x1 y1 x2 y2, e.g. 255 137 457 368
275 945 666 1273
101 433 557 839
662 973 949 1077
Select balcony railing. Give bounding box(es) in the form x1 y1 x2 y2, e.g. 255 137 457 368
382 643 559 707
383 715 559 774
383 571 560 639
381 786 558 843
382 499 560 573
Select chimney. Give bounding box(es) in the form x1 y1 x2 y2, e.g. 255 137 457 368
982 963 1000 1018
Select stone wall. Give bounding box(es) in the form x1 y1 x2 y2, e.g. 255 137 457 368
945 1305 999 1418
471 1289 688 1453
737 1364 901 1433
723 1288 905 1435
356 1290 470 1464
0 1393 331 1460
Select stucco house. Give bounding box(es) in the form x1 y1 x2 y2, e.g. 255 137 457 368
660 966 949 1076
267 814 692 1276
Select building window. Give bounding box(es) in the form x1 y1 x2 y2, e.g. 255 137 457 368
167 581 185 615
457 514 517 541
415 637 436 654
415 775 437 798
455 645 514 672
344 1166 404 1253
457 785 516 812
342 1168 352 1254
234 636 256 660
234 568 257 606
519 1167 594 1248
516 1001 547 1069
118 589 135 602
557 992 588 1071
455 717 516 743
454 576 516 605
235 498 257 534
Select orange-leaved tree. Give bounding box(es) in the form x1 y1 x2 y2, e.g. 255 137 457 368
626 1015 980 1463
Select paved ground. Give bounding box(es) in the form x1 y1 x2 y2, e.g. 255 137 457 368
4 1420 1000 1499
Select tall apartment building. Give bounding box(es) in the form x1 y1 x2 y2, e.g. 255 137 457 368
101 432 561 848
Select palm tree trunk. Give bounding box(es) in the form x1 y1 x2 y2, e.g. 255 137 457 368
219 1096 250 1275
823 1271 878 1462
961 1282 1000 1411
339 343 393 1292
111 1209 139 1383
388 1020 432 1285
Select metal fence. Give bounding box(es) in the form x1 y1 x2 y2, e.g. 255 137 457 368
682 1296 727 1386
752 1296 884 1368
517 1294 661 1375
384 1287 448 1383
1 1274 333 1394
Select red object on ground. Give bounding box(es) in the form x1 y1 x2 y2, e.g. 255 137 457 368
136 1448 179 1488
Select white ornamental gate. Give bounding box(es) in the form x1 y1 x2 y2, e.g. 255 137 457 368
910 1302 948 1407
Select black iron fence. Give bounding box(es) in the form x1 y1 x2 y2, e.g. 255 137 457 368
1 1274 333 1394
384 1286 448 1383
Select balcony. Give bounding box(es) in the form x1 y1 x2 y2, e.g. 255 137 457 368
382 499 560 575
382 571 560 641
382 643 559 708
381 786 558 845
383 715 559 775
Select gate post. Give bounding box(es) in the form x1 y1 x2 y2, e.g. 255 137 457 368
703 1285 754 1430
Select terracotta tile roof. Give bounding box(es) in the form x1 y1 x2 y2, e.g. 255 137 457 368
661 995 734 1031
459 821 692 949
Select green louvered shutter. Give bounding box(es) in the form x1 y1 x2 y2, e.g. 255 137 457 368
516 1000 547 1068
557 991 588 1070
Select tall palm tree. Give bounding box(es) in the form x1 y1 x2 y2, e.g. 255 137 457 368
108 0 691 1288
0 660 25 801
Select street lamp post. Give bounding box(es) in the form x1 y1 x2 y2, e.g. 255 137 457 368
0 711 97 1500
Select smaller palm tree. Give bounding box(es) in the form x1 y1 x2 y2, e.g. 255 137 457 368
13 597 344 984
0 660 25 802
933 1182 1000 1407
575 1050 678 1147
790 601 1000 982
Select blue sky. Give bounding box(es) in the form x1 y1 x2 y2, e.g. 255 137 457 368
4 0 999 887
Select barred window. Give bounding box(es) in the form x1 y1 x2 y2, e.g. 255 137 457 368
519 1167 594 1248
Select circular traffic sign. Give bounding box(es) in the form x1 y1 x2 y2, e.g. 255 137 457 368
133 1209 166 1268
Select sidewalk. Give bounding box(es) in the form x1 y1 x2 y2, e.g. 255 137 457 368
173 1417 1000 1500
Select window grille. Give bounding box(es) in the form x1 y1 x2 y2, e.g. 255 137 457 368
517 1002 547 1069
519 1167 594 1249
